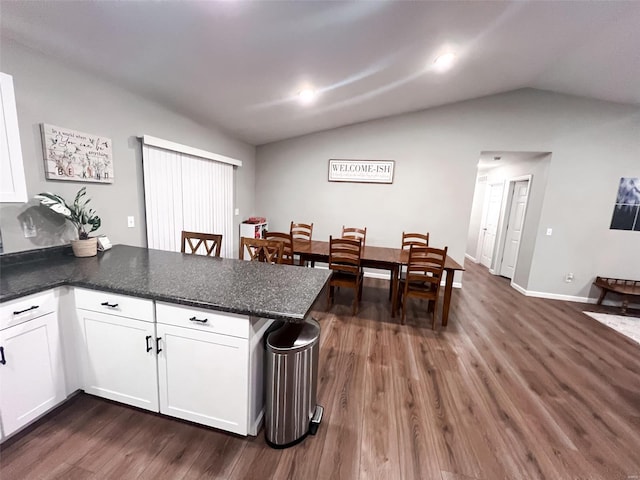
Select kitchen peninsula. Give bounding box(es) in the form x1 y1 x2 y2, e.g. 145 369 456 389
0 245 331 442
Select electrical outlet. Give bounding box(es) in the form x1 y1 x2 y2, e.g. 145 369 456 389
234 208 240 216
565 273 574 283
127 216 135 228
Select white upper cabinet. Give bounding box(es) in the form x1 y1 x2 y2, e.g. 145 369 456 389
0 72 27 203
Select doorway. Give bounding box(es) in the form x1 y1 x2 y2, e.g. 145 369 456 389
466 151 550 291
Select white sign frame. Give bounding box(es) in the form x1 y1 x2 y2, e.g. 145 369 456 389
41 123 114 183
328 159 395 184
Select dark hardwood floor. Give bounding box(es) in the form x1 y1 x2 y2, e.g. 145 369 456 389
1 261 639 480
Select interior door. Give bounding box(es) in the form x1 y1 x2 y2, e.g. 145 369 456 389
500 180 529 279
480 183 503 268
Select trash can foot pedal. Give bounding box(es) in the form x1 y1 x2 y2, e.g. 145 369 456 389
309 405 323 435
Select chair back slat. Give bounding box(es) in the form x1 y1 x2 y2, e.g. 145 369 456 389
181 231 223 257
401 232 429 250
329 236 362 276
406 246 447 286
239 237 284 264
342 226 367 247
264 231 294 265
290 222 313 241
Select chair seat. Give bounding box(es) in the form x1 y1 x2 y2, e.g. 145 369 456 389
330 270 363 286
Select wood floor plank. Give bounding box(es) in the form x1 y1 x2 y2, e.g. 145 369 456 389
314 310 370 480
1 261 638 480
358 319 402 480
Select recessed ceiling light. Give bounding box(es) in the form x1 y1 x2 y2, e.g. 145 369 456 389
298 89 317 104
433 52 456 72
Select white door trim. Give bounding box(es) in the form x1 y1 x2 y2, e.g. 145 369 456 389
492 174 532 282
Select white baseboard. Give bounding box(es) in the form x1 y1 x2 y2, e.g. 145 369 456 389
512 284 640 309
511 284 593 303
363 271 390 280
465 253 478 263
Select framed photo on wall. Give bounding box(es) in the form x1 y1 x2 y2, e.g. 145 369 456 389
41 123 114 183
610 177 640 231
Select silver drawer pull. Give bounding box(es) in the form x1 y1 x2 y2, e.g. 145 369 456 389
101 301 119 308
13 305 39 315
189 316 208 324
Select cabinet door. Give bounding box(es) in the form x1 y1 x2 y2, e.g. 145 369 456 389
77 309 158 411
157 323 248 435
0 312 66 437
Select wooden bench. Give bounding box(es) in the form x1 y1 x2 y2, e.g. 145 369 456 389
593 276 640 314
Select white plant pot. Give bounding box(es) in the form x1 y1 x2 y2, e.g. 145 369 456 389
71 237 98 257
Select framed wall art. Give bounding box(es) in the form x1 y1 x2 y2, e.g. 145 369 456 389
328 159 395 184
610 177 640 231
41 123 114 183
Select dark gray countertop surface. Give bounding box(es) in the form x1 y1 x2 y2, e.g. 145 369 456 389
0 245 331 322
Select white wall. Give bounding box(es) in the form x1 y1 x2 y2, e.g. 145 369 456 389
0 40 255 255
255 89 640 299
466 176 487 261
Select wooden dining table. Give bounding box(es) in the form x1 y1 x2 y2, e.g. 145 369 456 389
293 239 464 326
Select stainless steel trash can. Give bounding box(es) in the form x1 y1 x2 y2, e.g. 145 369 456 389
265 317 323 448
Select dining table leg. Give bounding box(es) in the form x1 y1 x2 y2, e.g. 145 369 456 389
390 264 399 318
442 268 455 326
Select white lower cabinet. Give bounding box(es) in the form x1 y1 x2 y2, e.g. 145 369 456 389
156 323 248 435
75 288 158 411
1 285 274 440
0 291 66 439
77 310 159 411
155 302 273 436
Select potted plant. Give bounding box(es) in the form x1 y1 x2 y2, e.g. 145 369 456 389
35 187 102 257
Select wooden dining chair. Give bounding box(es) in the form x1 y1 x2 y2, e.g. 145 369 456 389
264 231 295 265
181 231 223 257
291 222 314 266
342 226 367 247
239 237 284 264
398 245 448 329
327 236 364 316
392 231 430 299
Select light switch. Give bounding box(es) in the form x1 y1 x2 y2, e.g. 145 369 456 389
546 228 553 236
127 216 135 228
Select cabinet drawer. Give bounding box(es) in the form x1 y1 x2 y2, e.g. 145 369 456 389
156 302 249 338
74 288 154 322
1 290 56 330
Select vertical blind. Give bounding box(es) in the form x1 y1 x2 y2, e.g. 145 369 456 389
142 137 238 258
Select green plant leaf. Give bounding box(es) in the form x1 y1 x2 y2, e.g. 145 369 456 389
34 187 100 236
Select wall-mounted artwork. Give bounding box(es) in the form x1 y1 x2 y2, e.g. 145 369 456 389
41 124 113 183
328 159 395 183
610 177 640 231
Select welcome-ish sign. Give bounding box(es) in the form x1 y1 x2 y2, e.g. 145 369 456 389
328 159 395 184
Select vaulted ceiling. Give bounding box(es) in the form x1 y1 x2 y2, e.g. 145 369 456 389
2 1 639 145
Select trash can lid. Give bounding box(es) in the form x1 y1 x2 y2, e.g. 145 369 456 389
267 317 320 353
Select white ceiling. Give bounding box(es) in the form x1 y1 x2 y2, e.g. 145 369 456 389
2 1 639 146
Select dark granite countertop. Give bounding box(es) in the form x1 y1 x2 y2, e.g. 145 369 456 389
0 245 331 322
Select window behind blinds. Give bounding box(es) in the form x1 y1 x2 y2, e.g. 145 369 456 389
142 136 239 258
